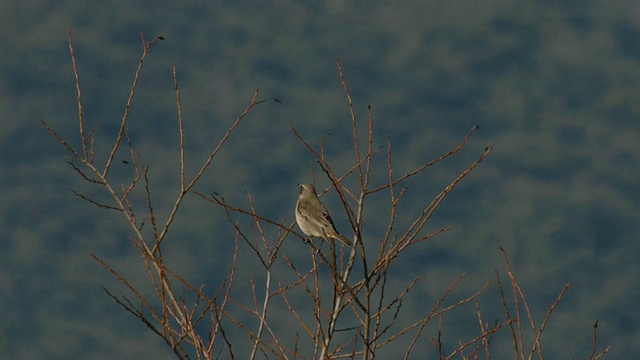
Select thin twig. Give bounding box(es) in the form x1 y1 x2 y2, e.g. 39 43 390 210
68 28 88 160
103 32 164 178
151 90 262 254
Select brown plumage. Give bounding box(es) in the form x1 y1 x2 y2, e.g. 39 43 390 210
295 183 350 245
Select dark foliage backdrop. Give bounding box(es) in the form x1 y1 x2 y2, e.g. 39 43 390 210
1 1 638 358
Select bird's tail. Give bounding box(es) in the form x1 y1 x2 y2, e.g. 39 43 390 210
334 233 352 246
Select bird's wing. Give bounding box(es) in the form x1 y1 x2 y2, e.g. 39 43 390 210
298 199 336 230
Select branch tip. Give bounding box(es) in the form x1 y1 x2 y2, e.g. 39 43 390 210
255 96 282 105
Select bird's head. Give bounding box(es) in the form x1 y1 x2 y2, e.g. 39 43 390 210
298 183 317 198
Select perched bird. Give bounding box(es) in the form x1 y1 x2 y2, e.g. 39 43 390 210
295 183 350 245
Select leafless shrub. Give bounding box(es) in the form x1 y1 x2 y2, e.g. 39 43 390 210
42 29 609 360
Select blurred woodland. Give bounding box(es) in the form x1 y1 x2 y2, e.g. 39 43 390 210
1 1 639 358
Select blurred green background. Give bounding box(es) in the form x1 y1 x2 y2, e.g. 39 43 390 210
2 1 639 358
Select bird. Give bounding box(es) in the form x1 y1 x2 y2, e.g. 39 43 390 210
295 183 350 246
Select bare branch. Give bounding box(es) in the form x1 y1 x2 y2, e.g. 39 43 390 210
68 28 88 160
40 119 80 159
67 161 104 184
70 188 119 210
369 125 481 194
103 32 164 178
